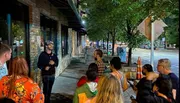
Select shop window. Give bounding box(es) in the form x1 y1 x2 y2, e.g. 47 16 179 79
61 25 68 57
77 32 81 47
40 14 58 54
12 22 26 58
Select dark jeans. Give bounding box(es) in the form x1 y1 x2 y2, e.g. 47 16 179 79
42 75 55 103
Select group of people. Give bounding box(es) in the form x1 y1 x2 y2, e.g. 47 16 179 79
0 41 59 103
133 59 179 103
73 49 128 103
73 48 179 103
0 42 179 103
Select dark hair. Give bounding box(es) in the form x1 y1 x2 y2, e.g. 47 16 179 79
0 97 15 103
0 43 11 57
154 76 173 98
95 49 103 57
86 70 97 81
110 57 121 70
143 64 153 72
88 63 98 73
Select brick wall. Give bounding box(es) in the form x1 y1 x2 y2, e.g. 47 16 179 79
17 0 74 82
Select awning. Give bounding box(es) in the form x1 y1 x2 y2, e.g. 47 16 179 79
48 0 85 30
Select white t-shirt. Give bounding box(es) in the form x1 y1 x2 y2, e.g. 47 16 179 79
0 63 8 79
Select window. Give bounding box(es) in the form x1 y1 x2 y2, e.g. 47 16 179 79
40 14 58 54
61 25 68 57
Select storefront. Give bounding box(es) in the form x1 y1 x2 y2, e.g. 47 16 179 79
0 0 30 70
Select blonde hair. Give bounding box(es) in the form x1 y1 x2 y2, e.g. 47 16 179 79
96 74 124 103
158 58 171 70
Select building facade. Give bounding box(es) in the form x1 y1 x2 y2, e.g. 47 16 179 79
0 0 86 81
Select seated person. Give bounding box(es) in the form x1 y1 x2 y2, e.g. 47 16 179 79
73 70 98 103
136 72 175 103
77 63 99 87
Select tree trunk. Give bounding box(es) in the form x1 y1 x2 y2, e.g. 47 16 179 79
128 48 132 66
107 33 109 55
126 20 132 66
112 31 115 56
102 39 105 49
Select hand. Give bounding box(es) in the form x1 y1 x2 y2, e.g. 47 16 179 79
49 60 55 65
45 66 50 71
133 80 138 86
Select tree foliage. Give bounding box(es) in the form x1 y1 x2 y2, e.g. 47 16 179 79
80 0 179 64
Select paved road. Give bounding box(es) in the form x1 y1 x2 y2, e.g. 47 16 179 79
132 48 179 77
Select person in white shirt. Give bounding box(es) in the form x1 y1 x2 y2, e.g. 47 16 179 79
0 43 11 79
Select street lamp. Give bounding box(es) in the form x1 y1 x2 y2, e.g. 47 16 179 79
82 20 85 25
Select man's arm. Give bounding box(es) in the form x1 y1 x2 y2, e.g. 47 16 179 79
37 53 47 69
172 89 176 99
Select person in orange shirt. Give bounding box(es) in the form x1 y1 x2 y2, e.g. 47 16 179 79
0 57 44 103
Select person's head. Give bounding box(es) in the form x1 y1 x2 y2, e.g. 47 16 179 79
86 70 98 81
142 64 153 75
8 57 28 77
88 63 98 73
45 40 54 51
153 76 172 98
110 57 121 70
93 49 103 60
0 97 15 103
157 58 171 74
0 43 12 63
96 74 124 103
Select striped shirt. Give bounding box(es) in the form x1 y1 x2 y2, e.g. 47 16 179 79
96 60 105 77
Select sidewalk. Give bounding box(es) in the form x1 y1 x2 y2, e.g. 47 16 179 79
51 47 135 103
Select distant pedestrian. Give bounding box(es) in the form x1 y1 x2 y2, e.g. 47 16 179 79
37 40 59 103
0 57 44 103
93 49 105 77
0 43 11 79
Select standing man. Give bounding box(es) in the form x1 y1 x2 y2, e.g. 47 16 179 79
38 40 59 103
157 58 179 103
0 43 11 79
93 49 105 77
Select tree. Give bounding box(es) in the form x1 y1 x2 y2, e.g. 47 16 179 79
164 9 179 47
81 0 179 65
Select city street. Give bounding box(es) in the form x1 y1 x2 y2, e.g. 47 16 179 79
132 48 179 77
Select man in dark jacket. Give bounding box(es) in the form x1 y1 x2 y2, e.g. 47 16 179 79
38 40 59 103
